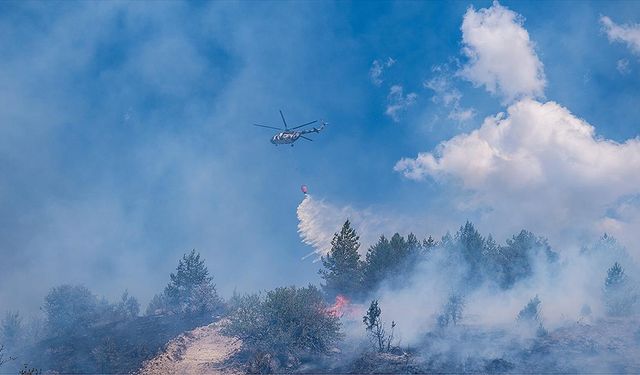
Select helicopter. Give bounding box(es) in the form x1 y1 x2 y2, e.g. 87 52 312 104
253 110 326 146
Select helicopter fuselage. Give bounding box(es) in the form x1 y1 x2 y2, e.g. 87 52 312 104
253 112 325 146
271 131 300 145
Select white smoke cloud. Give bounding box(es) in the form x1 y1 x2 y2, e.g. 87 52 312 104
395 98 640 254
371 234 632 347
459 1 546 103
601 16 640 55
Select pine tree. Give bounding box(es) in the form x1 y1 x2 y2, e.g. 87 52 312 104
362 233 419 290
437 294 464 328
42 285 98 335
499 230 556 289
482 234 504 286
1 311 22 347
164 250 221 316
516 295 547 335
319 220 362 299
406 233 420 250
605 262 626 289
440 231 454 249
517 295 541 323
115 290 139 320
362 236 392 290
0 344 15 368
455 222 485 284
423 235 437 252
584 233 628 261
604 262 634 316
363 300 395 352
389 233 408 258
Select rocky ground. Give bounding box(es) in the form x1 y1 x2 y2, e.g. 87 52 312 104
138 320 242 375
135 317 640 374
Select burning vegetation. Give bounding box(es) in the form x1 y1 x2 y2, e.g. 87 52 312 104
2 220 640 373
327 294 364 320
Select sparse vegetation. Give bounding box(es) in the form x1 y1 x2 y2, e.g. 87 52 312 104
4 223 640 374
437 294 465 328
517 295 542 323
0 344 15 368
1 311 22 348
363 300 396 352
604 262 637 316
0 250 226 374
517 295 548 336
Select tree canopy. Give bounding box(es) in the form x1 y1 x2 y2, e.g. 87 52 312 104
320 220 363 299
164 249 222 316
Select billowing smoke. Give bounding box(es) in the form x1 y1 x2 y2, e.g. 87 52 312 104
331 229 640 373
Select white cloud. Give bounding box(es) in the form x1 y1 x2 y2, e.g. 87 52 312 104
395 99 640 252
425 67 476 124
395 2 640 252
459 1 545 103
617 58 631 74
370 61 384 86
385 85 417 122
448 108 476 122
369 57 396 86
601 16 640 55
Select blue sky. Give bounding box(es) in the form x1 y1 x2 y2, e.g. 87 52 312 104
2 0 640 312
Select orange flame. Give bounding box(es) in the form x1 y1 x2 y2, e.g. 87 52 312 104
326 294 366 320
327 294 350 318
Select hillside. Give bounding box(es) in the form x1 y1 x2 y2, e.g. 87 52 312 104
138 320 242 375
132 317 640 374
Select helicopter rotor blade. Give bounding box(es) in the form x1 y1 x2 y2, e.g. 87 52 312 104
253 124 283 131
300 136 314 141
280 110 288 130
290 120 318 130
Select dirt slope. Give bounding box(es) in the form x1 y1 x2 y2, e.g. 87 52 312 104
138 320 242 375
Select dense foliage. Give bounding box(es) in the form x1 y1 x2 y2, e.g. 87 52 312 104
320 220 363 299
363 233 421 290
0 250 222 374
225 285 342 372
318 220 560 302
42 285 100 336
164 250 222 317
